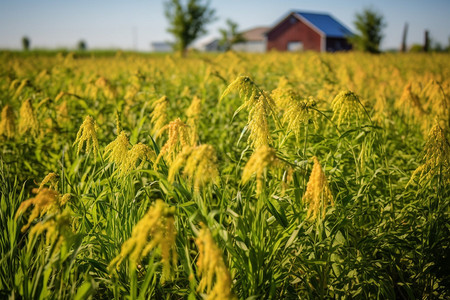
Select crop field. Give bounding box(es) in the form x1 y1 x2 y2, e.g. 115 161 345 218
0 50 449 299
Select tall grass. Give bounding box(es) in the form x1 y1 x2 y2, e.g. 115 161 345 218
0 51 449 299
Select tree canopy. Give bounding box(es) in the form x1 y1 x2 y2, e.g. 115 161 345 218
165 0 216 56
22 36 30 51
349 8 386 53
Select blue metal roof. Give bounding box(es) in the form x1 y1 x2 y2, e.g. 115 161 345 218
295 11 353 38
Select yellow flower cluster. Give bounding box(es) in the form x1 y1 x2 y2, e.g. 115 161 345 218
108 200 177 282
124 143 155 173
186 95 202 145
105 131 130 167
105 132 155 175
56 100 69 125
248 95 272 149
303 157 334 220
169 144 219 191
156 118 190 164
0 105 16 138
95 76 117 100
242 146 285 194
38 172 59 191
282 97 318 139
13 79 30 99
408 122 450 185
18 98 39 137
196 224 236 300
15 188 61 232
421 80 449 123
73 115 99 156
397 82 425 118
151 95 169 135
270 76 302 111
221 76 277 148
220 75 258 104
331 91 366 127
29 211 73 247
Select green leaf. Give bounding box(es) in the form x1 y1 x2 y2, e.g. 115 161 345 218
74 281 94 300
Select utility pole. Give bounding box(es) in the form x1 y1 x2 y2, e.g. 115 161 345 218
424 30 430 52
401 22 408 52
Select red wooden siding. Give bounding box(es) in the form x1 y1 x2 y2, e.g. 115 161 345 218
266 14 322 51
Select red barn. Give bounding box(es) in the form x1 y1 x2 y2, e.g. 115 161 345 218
266 11 353 52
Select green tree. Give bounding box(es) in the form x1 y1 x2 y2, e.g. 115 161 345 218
165 0 216 56
22 36 30 51
219 19 245 51
77 40 87 51
349 8 386 53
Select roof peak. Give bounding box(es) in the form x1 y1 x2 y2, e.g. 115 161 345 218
294 10 332 16
291 10 353 38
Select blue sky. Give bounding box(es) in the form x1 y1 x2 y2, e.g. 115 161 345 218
1 0 449 51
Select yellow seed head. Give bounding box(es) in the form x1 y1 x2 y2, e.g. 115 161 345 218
0 105 16 138
421 80 449 120
168 146 194 182
408 121 450 186
181 85 191 98
18 98 39 137
186 96 202 145
331 91 366 127
283 97 318 140
303 157 334 220
15 188 61 232
242 146 282 194
196 224 236 300
55 91 66 102
121 143 155 175
248 95 271 149
221 76 276 148
73 116 99 156
124 85 139 101
270 77 303 112
105 131 130 169
56 100 69 124
29 211 73 248
9 79 20 92
397 83 425 118
108 200 177 282
95 76 116 99
169 144 220 191
38 172 59 192
13 79 30 99
60 193 71 205
186 95 202 119
156 118 190 164
271 87 296 111
220 75 257 104
151 96 169 136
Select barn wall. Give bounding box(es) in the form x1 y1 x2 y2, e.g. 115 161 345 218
326 37 352 52
267 15 322 51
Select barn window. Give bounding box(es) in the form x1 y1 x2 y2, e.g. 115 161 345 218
289 16 297 24
287 41 304 51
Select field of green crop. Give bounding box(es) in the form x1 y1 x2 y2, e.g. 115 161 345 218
1 50 449 299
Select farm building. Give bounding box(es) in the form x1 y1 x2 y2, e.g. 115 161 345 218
266 11 353 52
199 38 225 52
232 27 270 53
150 42 172 52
